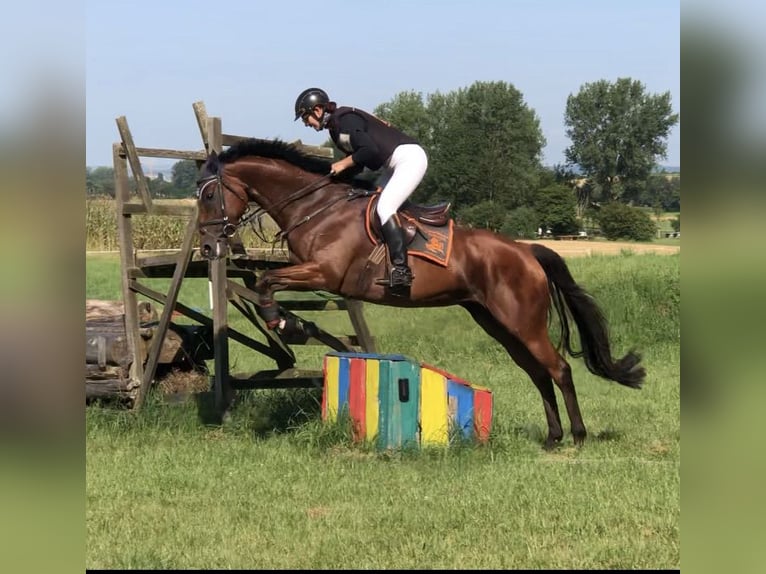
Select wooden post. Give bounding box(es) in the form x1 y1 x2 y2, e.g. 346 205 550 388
193 101 210 151
113 143 145 401
211 257 231 415
346 299 376 352
205 115 231 415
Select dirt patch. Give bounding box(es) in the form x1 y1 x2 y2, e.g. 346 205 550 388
157 369 210 395
517 239 680 258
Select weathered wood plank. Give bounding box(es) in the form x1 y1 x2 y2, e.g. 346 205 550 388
134 147 207 161
114 144 147 388
115 116 153 210
85 331 131 367
86 299 157 322
230 368 324 389
346 299 376 353
193 101 209 149
86 364 128 380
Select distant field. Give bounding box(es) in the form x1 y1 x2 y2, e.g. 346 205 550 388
520 239 680 257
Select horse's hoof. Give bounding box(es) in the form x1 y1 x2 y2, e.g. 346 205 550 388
543 437 562 450
572 429 587 447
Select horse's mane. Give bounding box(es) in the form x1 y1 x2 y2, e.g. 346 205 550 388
218 138 332 174
214 137 377 190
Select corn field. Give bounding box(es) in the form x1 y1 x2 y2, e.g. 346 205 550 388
86 197 279 251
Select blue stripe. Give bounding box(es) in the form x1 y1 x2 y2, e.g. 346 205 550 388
338 356 350 417
447 380 474 439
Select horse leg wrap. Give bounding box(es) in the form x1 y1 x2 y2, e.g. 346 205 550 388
257 300 282 330
276 317 318 337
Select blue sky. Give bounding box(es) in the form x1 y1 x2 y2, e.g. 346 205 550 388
85 0 680 169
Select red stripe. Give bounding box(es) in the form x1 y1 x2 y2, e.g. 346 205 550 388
473 388 493 442
348 358 367 441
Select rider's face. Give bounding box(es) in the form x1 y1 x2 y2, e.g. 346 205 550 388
302 105 324 131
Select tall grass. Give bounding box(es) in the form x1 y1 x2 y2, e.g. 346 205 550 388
86 252 679 569
86 197 279 251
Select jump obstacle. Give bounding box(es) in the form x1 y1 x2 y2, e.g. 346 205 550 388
322 352 493 449
88 101 493 439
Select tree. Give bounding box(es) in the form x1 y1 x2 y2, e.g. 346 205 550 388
373 91 431 145
564 78 679 202
171 160 200 196
432 81 545 210
500 206 538 239
534 184 579 236
375 82 545 210
86 166 115 196
457 200 505 232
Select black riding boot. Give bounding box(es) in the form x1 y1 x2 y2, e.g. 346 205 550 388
379 217 413 296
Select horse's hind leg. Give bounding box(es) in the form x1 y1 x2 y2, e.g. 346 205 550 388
462 302 565 448
523 328 587 445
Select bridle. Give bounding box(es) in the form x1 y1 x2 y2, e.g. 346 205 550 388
196 172 250 238
196 169 341 244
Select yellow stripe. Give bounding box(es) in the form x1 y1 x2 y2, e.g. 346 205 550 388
365 359 380 442
420 367 449 445
325 356 340 421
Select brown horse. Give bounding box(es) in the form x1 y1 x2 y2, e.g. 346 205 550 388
196 138 645 448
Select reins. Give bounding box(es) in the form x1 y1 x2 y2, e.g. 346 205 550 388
198 168 366 247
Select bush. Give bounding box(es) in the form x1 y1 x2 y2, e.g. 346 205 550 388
457 200 505 231
595 202 657 241
500 206 538 239
671 214 680 232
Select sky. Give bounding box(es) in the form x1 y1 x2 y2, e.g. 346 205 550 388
84 0 680 170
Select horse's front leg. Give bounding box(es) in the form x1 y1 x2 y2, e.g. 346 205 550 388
254 262 333 329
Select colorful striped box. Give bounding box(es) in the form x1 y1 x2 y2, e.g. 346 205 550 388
420 363 493 444
322 352 492 449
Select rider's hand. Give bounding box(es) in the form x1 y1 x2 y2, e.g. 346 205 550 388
331 160 348 175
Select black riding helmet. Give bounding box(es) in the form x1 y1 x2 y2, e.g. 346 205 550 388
294 87 330 121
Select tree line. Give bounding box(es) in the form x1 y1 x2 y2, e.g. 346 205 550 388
87 77 679 240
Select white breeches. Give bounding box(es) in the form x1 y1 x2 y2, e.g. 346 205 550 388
375 144 428 224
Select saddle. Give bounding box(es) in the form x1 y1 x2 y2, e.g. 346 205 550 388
364 193 455 267
399 199 451 227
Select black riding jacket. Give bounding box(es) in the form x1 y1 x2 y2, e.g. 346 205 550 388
326 107 418 171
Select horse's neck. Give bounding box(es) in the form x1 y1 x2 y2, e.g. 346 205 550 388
238 160 342 229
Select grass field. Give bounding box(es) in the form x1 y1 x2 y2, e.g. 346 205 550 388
86 251 680 569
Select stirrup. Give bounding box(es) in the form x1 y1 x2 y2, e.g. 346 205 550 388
375 266 413 291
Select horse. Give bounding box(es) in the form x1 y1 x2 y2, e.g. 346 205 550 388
195 138 645 449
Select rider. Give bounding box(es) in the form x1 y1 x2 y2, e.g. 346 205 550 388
294 87 428 296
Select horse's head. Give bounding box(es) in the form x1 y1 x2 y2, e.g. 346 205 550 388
195 151 250 260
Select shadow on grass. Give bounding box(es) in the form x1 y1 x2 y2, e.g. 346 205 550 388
595 428 624 442
193 388 324 435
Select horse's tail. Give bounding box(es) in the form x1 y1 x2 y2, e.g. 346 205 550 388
530 244 645 389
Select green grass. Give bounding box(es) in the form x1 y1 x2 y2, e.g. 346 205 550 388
86 252 680 569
